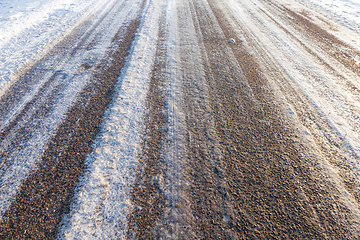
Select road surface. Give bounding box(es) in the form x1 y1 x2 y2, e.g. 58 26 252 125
0 0 359 239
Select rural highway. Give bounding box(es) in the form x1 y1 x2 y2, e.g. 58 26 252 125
1 0 360 239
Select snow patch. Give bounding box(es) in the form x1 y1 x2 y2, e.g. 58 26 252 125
57 0 165 238
0 0 106 99
281 0 360 52
0 0 143 219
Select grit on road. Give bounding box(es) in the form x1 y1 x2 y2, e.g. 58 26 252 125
0 0 360 239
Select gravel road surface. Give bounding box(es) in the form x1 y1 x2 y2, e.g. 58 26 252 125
1 0 359 239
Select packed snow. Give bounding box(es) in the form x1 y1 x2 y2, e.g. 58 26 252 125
0 0 143 218
0 0 105 98
301 0 360 29
1 0 360 236
281 0 360 51
57 0 164 238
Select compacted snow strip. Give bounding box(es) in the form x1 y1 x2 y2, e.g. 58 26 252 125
157 0 198 236
0 0 142 219
220 0 360 227
226 0 360 160
0 0 99 48
0 0 107 98
57 0 165 238
278 0 360 54
299 0 360 31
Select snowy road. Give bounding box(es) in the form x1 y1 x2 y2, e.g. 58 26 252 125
1 0 360 238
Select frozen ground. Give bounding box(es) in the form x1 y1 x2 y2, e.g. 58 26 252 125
301 0 360 29
0 0 104 97
0 0 144 221
57 0 162 238
1 0 360 238
286 0 360 51
59 0 360 238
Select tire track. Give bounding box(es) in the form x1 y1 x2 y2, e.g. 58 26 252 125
56 0 164 237
174 0 240 238
0 2 145 238
220 1 360 228
185 0 358 238
0 1 143 214
222 0 360 212
282 5 360 77
126 9 168 240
